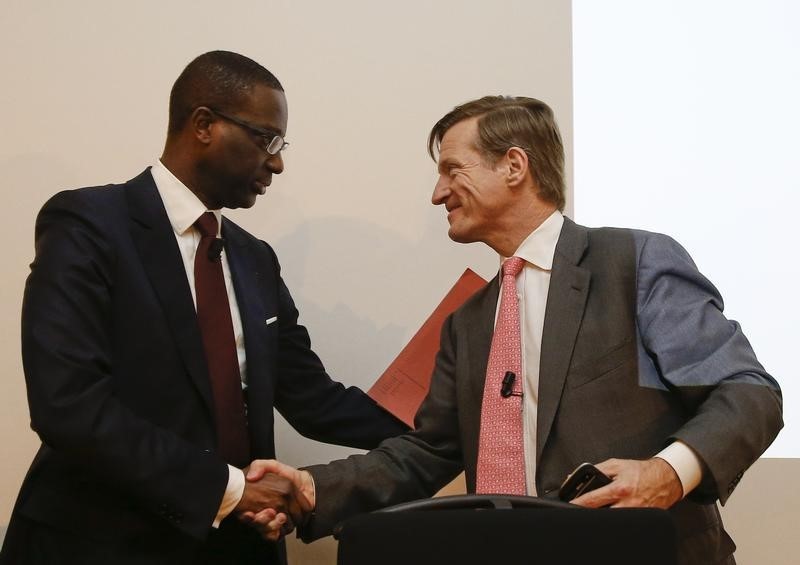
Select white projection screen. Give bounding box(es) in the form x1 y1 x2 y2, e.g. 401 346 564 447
572 0 798 456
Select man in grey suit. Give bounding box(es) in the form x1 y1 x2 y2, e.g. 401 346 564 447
249 96 783 564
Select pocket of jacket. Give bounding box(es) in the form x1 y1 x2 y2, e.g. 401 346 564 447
567 338 636 389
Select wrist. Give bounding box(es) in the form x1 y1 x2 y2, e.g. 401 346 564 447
649 457 683 507
299 469 316 510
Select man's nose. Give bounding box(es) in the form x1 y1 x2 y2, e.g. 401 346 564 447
266 152 284 174
431 176 450 205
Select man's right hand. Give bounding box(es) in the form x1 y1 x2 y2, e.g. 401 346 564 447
234 463 313 541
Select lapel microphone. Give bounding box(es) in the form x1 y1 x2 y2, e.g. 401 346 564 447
208 238 225 261
501 371 519 398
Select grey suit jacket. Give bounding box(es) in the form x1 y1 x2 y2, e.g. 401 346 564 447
305 218 783 564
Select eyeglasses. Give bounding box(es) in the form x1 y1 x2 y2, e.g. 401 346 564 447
208 108 289 155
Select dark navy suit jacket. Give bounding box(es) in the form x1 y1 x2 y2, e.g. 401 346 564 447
2 169 406 564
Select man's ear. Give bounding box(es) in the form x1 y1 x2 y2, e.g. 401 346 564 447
190 107 215 145
505 146 529 187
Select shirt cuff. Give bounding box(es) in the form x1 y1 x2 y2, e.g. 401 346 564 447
298 467 317 508
308 471 317 507
655 441 703 498
213 465 245 528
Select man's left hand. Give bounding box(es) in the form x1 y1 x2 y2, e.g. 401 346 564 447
570 457 683 509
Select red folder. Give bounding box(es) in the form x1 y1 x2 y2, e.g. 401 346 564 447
368 269 488 427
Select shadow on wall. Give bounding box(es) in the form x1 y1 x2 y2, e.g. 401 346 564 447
1 152 84 289
267 207 493 467
0 153 92 528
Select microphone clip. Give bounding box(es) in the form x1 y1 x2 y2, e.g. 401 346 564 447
500 371 522 398
208 237 226 262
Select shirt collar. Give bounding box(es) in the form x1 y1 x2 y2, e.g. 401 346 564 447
150 159 222 237
503 210 564 271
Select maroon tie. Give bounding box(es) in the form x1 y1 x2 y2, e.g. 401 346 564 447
194 212 250 467
476 256 527 495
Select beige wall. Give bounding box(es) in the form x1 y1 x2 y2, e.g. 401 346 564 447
0 0 571 529
1 2 794 564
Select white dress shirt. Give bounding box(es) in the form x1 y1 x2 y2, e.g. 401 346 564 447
150 160 245 526
499 210 701 497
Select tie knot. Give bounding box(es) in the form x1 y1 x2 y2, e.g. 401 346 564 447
502 256 525 278
195 212 218 238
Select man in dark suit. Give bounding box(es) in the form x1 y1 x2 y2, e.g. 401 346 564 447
251 96 783 564
0 51 407 565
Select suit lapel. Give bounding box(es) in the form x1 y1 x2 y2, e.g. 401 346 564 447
222 218 270 376
222 221 276 453
125 170 215 417
537 218 590 463
467 276 500 403
222 221 271 381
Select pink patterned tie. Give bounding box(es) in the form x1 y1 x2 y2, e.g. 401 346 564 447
476 256 526 495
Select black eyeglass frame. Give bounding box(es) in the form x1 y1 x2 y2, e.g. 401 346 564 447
207 107 289 156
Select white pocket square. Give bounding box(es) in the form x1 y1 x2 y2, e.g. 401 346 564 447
266 316 278 325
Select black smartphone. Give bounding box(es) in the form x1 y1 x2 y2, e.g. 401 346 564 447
558 462 612 502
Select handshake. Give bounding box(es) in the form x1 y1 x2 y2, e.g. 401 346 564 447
233 460 315 541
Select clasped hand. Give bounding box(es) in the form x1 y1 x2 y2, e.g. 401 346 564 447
234 460 315 541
